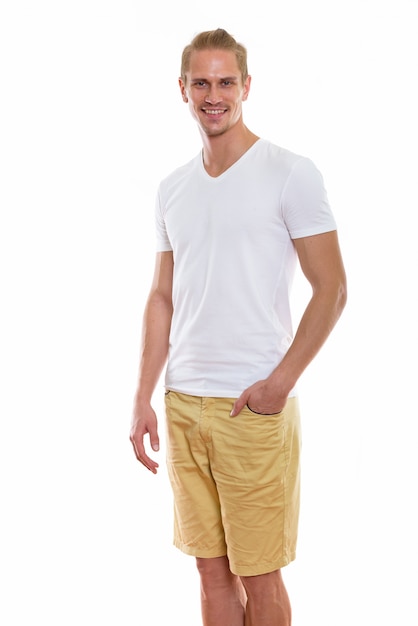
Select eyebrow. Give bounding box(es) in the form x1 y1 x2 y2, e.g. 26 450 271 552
190 75 239 82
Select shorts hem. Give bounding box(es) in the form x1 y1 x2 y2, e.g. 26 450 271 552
174 539 296 576
230 552 296 577
174 539 227 560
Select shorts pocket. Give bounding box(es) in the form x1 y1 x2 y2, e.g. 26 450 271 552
246 403 283 416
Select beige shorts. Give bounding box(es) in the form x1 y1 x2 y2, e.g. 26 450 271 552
164 391 301 576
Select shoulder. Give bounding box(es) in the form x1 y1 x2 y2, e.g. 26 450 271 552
251 140 325 196
158 153 201 194
254 139 312 175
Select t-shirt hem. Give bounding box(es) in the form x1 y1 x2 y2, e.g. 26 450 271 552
165 385 297 399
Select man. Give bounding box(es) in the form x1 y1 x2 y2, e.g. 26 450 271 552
130 28 347 626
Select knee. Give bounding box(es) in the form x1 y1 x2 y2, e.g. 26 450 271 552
241 569 291 617
196 556 235 591
241 569 283 602
196 556 229 579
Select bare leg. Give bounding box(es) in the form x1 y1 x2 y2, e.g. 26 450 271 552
241 569 291 626
196 556 247 626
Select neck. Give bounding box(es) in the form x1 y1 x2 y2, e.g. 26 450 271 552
200 124 259 178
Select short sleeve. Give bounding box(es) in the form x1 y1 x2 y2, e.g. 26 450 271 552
281 157 337 239
155 187 173 252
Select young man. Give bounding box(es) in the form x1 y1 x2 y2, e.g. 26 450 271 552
130 28 347 626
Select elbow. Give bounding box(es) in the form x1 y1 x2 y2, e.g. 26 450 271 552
336 275 348 316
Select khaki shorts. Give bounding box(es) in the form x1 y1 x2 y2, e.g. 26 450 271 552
164 391 301 576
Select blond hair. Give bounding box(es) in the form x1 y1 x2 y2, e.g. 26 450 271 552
180 28 248 83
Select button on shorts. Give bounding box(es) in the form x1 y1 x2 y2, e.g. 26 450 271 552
164 391 301 576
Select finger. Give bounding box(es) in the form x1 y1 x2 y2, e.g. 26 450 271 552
130 434 145 461
137 450 159 474
230 393 248 417
139 455 159 474
130 437 159 474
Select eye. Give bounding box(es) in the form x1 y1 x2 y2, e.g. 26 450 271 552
222 80 232 86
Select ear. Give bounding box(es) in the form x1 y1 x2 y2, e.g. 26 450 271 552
242 75 252 102
178 77 188 103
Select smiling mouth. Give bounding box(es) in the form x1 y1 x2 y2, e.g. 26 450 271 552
203 109 227 115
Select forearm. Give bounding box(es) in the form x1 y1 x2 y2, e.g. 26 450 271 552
271 282 347 394
135 291 173 403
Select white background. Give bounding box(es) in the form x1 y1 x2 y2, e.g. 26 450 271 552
1 1 417 624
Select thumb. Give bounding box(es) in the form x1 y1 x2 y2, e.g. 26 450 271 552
230 392 248 417
149 425 160 452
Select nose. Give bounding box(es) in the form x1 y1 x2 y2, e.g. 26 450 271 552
205 86 222 104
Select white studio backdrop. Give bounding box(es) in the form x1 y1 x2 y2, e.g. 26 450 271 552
1 1 417 624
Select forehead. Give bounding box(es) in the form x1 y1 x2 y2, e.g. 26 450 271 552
187 48 241 79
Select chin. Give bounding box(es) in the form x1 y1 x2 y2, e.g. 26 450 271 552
202 124 229 137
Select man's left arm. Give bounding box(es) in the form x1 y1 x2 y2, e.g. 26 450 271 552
230 230 347 416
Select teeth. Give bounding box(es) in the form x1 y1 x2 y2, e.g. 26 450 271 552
205 109 225 115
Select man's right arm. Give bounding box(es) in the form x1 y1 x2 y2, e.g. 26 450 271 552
130 251 174 474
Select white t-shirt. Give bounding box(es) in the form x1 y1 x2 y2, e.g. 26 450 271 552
155 138 337 398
